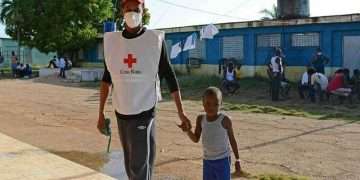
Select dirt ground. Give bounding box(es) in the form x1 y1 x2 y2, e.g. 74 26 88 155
0 77 360 180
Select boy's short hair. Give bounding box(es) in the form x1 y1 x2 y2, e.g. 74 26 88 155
203 87 222 102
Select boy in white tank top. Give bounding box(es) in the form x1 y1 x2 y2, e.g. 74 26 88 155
179 87 249 179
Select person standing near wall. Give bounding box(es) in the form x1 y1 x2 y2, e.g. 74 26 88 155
270 49 284 101
97 0 191 179
11 51 18 78
311 48 329 74
0 52 4 75
58 57 66 78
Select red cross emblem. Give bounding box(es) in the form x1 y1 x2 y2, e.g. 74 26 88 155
123 54 137 69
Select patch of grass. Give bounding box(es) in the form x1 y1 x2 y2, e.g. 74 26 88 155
257 174 308 180
222 103 311 118
78 81 101 88
170 75 360 122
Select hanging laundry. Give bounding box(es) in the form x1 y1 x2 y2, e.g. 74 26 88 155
200 24 219 40
170 42 182 59
183 33 197 51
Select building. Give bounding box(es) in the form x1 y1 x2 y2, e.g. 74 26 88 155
87 13 360 80
0 38 56 67
163 13 360 80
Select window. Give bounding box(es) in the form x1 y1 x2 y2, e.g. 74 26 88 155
222 36 244 60
189 39 206 59
291 33 320 47
257 34 281 47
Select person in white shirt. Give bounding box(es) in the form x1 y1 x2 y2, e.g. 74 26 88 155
59 57 66 78
269 49 284 101
298 68 310 99
308 68 329 102
222 62 239 95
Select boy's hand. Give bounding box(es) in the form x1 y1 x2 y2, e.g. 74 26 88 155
177 121 191 132
235 161 241 172
178 112 191 131
232 162 251 178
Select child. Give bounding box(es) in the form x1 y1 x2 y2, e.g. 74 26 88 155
179 87 248 180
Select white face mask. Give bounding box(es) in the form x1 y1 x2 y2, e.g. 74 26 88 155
124 12 142 28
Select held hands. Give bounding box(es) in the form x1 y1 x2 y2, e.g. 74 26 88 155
97 112 105 134
177 112 192 132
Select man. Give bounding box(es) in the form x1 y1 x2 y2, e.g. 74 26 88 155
0 52 4 75
311 48 329 74
270 49 284 101
58 57 66 78
97 0 191 179
308 68 328 102
11 51 18 78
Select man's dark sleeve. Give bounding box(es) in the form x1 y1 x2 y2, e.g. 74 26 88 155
102 62 112 84
158 40 179 93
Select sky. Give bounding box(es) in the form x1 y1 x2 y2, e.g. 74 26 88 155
1 0 360 38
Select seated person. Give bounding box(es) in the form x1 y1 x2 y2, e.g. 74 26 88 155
327 69 352 103
16 63 25 78
23 64 32 78
343 68 352 88
308 68 328 102
221 62 240 95
65 57 72 70
48 56 58 68
351 69 360 100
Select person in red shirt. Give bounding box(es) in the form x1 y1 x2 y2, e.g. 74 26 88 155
327 69 352 103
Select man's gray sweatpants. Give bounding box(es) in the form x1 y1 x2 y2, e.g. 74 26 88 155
116 114 156 180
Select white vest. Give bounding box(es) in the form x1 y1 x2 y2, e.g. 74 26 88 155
104 30 164 115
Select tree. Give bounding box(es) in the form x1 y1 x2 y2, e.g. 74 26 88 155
0 0 151 63
0 0 24 62
1 0 113 62
260 4 279 20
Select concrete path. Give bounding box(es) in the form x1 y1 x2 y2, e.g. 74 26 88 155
0 132 115 180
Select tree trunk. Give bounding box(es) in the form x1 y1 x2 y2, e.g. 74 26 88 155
17 28 21 63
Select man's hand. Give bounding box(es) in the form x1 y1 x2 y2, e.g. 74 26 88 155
235 161 241 172
177 112 191 132
97 113 105 134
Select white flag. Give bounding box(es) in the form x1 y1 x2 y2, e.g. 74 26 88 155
183 33 197 51
200 24 219 40
170 42 182 59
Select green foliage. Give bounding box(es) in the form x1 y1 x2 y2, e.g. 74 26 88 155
258 174 308 180
260 4 279 20
1 0 113 55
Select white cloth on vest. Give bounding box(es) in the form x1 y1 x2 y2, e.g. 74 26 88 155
104 30 164 115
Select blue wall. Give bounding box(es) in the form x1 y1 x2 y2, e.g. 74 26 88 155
165 22 360 67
